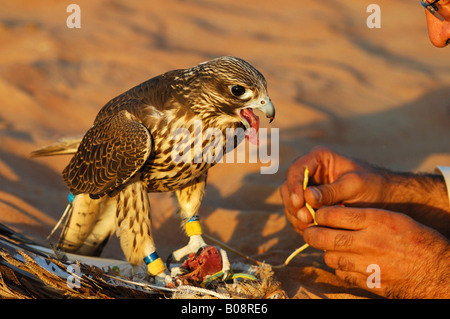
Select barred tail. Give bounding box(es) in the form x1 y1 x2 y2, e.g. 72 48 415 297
30 136 83 158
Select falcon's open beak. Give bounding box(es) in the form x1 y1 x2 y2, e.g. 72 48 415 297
239 96 275 131
238 96 275 145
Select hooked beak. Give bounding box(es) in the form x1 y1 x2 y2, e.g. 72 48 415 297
256 97 275 123
238 95 275 145
238 95 275 131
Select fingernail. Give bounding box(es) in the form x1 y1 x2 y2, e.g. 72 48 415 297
291 194 300 208
297 209 308 224
309 187 322 203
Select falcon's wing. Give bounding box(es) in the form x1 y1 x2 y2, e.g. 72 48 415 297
63 108 152 198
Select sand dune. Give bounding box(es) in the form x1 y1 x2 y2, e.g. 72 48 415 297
1 0 449 298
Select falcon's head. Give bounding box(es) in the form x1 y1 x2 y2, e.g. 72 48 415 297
175 56 275 144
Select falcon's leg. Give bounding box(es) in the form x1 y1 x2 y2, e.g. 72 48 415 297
57 194 116 256
169 173 230 279
115 182 170 285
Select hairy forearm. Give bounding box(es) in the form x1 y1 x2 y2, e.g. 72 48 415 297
380 170 450 237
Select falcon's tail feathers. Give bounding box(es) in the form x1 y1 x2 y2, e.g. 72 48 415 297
30 136 83 158
56 193 117 257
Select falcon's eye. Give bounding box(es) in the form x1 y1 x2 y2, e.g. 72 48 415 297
230 85 246 97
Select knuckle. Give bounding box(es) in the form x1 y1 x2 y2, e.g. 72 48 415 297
334 233 353 249
345 209 366 225
326 253 356 272
337 256 355 271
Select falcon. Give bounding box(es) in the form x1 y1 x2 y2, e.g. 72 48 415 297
32 56 275 284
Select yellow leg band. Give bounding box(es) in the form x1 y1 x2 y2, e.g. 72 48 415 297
147 257 166 276
185 220 203 237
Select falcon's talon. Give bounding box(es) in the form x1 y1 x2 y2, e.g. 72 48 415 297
166 253 174 272
219 248 231 280
193 246 205 261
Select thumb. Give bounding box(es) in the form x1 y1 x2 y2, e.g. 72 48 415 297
305 177 355 207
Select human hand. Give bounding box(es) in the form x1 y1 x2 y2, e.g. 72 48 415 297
303 206 450 298
280 146 387 233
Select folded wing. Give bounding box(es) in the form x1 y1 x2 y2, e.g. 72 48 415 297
63 109 152 198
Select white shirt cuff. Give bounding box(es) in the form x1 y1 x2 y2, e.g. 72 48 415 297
436 166 450 206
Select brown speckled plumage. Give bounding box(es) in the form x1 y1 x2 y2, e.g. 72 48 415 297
39 56 275 273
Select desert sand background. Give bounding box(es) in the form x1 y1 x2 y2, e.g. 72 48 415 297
1 0 449 298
